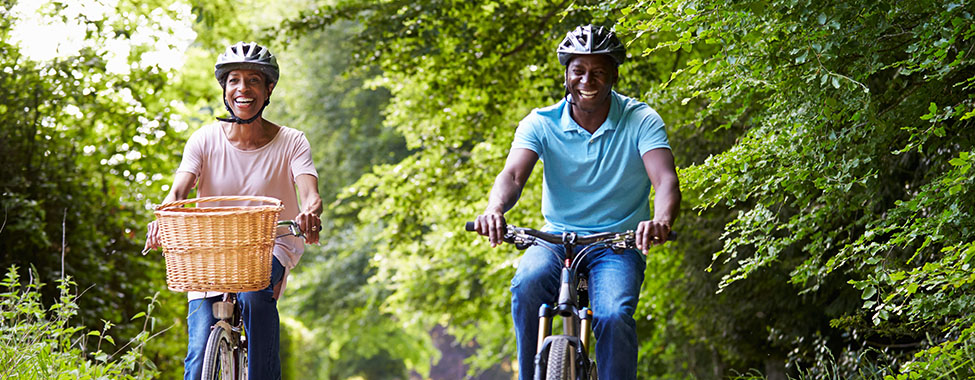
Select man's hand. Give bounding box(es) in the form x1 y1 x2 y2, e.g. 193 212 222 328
635 219 671 255
474 211 507 248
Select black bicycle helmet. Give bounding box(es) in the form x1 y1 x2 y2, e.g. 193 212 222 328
557 25 626 66
214 41 279 87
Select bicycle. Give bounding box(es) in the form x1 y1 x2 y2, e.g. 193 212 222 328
199 220 309 380
465 222 673 380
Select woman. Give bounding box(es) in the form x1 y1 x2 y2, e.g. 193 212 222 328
145 41 322 380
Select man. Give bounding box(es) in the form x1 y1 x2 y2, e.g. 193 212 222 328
473 25 680 380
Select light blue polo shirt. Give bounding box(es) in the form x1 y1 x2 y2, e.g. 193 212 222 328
512 91 670 234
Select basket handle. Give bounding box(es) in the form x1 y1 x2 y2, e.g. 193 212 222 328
155 195 283 211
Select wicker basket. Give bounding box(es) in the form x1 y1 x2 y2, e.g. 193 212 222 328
154 196 283 293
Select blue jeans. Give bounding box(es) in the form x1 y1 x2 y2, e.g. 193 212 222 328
184 257 285 380
511 241 646 380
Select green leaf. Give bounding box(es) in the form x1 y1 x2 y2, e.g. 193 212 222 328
861 286 877 300
889 271 906 281
907 283 919 294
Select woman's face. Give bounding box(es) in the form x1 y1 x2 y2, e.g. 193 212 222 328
224 69 274 120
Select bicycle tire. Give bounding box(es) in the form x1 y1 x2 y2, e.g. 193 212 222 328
201 326 235 380
545 336 575 380
238 343 248 380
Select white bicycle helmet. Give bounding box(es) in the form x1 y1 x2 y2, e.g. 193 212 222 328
214 41 279 86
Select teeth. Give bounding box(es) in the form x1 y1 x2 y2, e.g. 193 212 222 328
579 90 597 98
235 97 254 105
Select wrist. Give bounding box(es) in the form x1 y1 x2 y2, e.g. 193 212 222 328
484 205 505 216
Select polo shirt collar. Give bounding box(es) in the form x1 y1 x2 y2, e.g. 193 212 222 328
560 91 622 137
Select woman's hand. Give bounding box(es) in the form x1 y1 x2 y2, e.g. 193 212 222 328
142 220 160 255
295 212 321 244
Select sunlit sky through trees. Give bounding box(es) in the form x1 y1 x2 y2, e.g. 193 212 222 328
9 0 195 72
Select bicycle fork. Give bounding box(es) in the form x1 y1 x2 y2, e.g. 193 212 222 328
535 265 595 379
212 294 246 377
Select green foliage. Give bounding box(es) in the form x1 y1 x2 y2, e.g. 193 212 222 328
617 0 975 377
0 266 162 379
0 0 216 376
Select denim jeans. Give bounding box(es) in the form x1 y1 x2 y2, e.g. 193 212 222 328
184 257 285 380
511 241 646 380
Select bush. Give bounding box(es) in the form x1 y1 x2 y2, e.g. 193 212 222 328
0 265 162 379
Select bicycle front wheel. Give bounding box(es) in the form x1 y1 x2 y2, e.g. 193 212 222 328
238 342 248 380
545 336 575 380
201 326 235 380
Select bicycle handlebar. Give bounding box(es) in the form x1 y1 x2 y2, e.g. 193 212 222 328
276 220 321 239
464 221 676 249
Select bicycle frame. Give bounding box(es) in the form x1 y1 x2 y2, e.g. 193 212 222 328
466 222 674 380
534 232 598 380
522 233 616 379
202 293 247 379
200 220 310 380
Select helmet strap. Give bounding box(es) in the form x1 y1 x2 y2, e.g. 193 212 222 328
563 67 576 106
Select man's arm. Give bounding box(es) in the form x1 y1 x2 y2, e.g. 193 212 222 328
295 174 323 244
475 148 539 247
635 148 681 253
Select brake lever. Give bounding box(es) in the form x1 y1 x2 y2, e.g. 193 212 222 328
509 233 535 250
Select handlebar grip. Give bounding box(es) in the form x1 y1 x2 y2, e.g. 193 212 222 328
465 221 508 232
668 231 678 241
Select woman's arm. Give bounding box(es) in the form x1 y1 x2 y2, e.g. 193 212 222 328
294 174 323 244
144 172 197 251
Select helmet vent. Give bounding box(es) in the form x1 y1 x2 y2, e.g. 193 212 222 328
556 25 626 66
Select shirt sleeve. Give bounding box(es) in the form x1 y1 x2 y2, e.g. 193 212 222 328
511 113 543 156
290 132 318 180
176 128 205 176
636 106 671 155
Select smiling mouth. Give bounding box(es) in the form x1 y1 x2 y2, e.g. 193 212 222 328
234 97 255 107
578 90 598 99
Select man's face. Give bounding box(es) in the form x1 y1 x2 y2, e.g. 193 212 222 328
565 54 617 112
224 69 274 120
